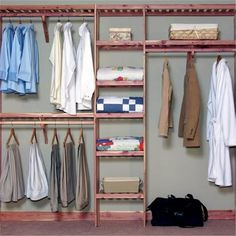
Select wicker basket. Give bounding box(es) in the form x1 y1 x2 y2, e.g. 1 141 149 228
109 28 132 41
169 24 219 40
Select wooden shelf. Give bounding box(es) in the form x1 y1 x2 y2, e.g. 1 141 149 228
145 40 236 52
0 5 95 17
96 151 144 157
0 112 94 119
96 40 144 50
145 4 236 16
96 5 144 16
96 4 235 16
96 80 144 87
1 4 234 17
95 113 144 119
96 40 236 52
96 192 144 199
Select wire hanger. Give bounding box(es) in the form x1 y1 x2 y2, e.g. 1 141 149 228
52 127 59 145
30 126 38 144
63 124 75 147
6 127 20 147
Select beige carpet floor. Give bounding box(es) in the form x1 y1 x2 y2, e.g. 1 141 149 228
0 219 235 236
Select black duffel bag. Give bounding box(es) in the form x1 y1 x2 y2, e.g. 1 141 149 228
147 194 208 227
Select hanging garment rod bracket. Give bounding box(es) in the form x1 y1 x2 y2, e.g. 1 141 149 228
41 15 49 43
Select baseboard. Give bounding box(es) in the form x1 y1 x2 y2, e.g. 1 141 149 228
0 210 235 221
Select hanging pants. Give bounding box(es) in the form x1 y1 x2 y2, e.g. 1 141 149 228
75 135 89 210
26 143 48 201
48 144 61 212
0 143 24 202
60 142 76 207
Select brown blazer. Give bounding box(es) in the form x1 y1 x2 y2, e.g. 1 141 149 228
158 58 173 137
178 57 201 147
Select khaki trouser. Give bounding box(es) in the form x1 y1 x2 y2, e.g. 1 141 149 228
60 142 76 207
0 143 24 202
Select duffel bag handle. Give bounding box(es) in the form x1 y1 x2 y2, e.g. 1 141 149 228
168 194 176 199
185 193 208 222
185 193 194 199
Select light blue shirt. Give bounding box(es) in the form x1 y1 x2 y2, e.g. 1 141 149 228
8 25 26 94
18 24 39 93
0 23 14 92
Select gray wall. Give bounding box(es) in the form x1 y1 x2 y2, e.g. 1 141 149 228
1 0 235 213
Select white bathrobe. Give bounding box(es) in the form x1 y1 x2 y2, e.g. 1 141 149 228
59 22 76 115
75 22 95 110
49 22 63 105
207 58 236 187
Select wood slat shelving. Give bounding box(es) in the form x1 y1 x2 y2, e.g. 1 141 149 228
96 151 144 157
96 192 144 199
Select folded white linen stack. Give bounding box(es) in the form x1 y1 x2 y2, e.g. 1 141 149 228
97 66 143 81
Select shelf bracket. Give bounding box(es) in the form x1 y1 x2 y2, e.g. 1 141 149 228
41 15 49 43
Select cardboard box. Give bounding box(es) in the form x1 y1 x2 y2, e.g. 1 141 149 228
102 177 140 193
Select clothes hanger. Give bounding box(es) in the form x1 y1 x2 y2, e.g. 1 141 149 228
216 55 222 66
6 127 20 147
78 127 84 144
52 127 59 145
30 127 38 144
63 126 75 147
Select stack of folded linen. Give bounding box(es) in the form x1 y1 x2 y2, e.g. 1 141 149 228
97 66 143 81
96 136 144 151
96 96 143 113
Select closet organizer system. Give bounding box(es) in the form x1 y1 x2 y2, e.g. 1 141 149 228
0 4 236 227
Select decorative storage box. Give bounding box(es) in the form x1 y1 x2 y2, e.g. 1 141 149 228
169 24 219 40
109 28 132 41
102 177 140 193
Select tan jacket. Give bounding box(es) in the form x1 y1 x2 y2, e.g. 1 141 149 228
178 57 201 147
159 58 173 137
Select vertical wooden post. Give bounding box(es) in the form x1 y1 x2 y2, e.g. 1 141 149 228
0 16 2 178
143 6 147 227
234 12 236 210
0 16 2 211
93 4 100 227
